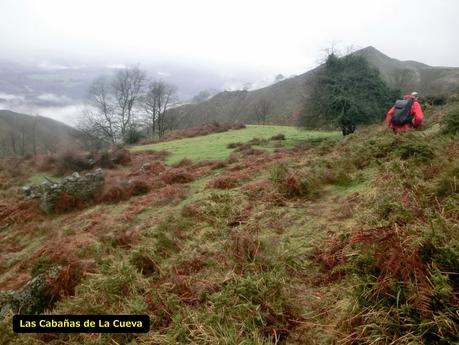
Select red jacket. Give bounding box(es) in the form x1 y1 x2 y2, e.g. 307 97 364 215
386 95 423 133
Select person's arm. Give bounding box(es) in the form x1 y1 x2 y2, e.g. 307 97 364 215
411 102 424 128
386 106 395 126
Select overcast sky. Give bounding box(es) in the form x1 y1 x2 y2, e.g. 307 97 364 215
0 0 458 75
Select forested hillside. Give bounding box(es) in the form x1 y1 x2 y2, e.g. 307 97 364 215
0 110 89 157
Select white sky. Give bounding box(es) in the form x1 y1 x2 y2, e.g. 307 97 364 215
0 0 458 75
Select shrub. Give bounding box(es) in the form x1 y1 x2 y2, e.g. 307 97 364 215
270 133 286 141
98 179 149 203
110 147 132 165
282 174 314 197
172 158 193 168
123 127 145 144
434 161 459 198
227 142 240 149
209 175 240 189
299 52 398 135
40 147 132 175
395 133 435 162
98 185 129 203
142 161 166 174
374 195 413 224
128 180 150 196
160 169 194 184
93 150 115 169
269 163 319 198
54 151 92 175
441 104 459 135
424 94 448 106
269 163 289 184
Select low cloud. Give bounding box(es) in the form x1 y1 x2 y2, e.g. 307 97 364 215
0 100 83 126
36 93 72 104
37 61 87 70
107 64 127 69
0 92 25 101
157 71 171 77
38 61 70 70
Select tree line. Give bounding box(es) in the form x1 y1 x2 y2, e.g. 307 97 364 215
0 119 39 157
79 66 178 145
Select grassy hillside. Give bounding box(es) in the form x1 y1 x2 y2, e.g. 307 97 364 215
0 102 458 344
131 125 340 164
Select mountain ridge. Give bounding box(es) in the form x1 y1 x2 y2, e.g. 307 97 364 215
171 46 459 127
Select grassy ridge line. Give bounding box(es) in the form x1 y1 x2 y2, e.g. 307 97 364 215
130 125 340 164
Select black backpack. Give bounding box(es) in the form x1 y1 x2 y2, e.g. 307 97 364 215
391 99 414 126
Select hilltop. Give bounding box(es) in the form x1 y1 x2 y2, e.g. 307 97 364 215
170 47 459 127
0 99 458 343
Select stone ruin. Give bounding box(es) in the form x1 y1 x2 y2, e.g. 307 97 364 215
0 267 60 316
22 169 105 213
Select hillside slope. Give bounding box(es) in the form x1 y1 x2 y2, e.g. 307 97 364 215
357 46 459 96
0 101 458 343
171 47 459 127
0 110 88 157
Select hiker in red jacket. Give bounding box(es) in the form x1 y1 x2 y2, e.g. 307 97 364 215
386 92 424 133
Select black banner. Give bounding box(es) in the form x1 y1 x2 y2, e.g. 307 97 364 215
13 314 150 333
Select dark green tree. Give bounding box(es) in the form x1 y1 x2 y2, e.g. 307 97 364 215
299 53 399 135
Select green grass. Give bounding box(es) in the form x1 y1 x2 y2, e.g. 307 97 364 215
130 125 340 164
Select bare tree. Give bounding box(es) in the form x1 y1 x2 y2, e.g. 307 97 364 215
20 125 26 156
79 67 146 145
9 131 17 155
225 90 248 123
32 115 38 156
112 66 146 139
0 135 8 157
253 98 272 125
79 77 117 144
163 110 180 133
142 80 176 138
142 84 159 137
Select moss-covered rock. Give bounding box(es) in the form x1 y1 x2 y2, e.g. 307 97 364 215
0 267 60 316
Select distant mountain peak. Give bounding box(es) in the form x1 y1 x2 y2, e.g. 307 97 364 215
354 46 431 68
354 46 392 60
